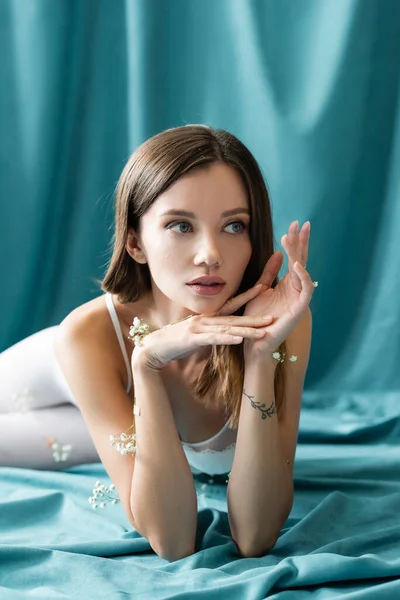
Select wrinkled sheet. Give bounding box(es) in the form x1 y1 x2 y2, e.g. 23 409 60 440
1 398 400 599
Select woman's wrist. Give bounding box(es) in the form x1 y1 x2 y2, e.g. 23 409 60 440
243 343 279 371
131 351 164 376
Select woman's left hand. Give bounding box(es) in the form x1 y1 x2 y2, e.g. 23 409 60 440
243 220 316 358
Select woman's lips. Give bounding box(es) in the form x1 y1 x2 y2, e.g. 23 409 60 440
186 283 226 296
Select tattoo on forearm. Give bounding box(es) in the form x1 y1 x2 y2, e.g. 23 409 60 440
243 390 277 420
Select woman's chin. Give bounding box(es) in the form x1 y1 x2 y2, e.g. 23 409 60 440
188 299 227 316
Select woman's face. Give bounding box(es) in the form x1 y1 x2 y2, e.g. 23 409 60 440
130 162 252 315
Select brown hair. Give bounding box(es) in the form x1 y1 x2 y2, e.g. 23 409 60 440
100 125 287 428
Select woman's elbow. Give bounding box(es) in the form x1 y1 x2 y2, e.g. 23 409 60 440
152 538 196 562
237 536 278 559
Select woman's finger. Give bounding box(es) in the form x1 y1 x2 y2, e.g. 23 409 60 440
198 324 270 339
282 233 302 292
299 221 310 266
194 320 274 346
294 262 315 307
218 283 267 316
255 251 284 288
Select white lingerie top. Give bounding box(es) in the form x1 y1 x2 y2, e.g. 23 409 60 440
53 292 237 476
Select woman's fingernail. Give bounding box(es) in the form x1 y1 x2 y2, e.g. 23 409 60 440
263 315 273 320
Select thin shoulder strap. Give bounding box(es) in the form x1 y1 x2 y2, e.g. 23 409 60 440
105 293 132 394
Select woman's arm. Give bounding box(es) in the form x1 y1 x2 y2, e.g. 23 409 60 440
227 308 312 558
125 293 278 561
55 317 197 562
226 357 292 557
130 358 198 562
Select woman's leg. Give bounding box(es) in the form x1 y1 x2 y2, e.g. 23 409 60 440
0 404 100 469
0 326 100 469
0 326 73 414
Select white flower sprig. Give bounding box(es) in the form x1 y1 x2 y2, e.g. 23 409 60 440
272 351 298 363
109 424 137 456
128 317 150 347
88 481 121 509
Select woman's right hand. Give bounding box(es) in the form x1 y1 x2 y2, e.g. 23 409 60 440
131 283 274 372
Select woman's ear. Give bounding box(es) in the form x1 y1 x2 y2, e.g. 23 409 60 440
126 229 147 264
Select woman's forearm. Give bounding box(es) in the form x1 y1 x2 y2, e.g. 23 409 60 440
227 356 293 557
130 359 197 561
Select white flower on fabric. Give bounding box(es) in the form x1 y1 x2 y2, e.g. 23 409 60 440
88 481 121 509
289 355 298 362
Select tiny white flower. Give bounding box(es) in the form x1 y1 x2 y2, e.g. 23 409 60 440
51 443 72 462
11 388 36 413
289 355 298 362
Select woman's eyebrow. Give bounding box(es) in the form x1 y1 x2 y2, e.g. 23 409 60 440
159 208 250 218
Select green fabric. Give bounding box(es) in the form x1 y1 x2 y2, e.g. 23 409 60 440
1 440 400 597
1 0 400 597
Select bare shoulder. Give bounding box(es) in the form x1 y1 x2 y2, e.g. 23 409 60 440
57 294 127 389
58 294 113 339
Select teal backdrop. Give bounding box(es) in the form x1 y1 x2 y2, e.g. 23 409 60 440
1 0 400 423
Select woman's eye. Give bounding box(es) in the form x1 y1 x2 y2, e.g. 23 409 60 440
168 222 192 233
224 221 246 234
166 220 247 234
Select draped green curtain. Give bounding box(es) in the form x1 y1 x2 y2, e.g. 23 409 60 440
1 0 400 411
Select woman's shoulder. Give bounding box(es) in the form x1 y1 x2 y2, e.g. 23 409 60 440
57 292 147 396
59 294 109 336
57 294 128 388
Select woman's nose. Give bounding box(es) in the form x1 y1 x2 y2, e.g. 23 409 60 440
193 237 223 267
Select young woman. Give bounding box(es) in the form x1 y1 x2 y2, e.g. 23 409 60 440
0 125 315 560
